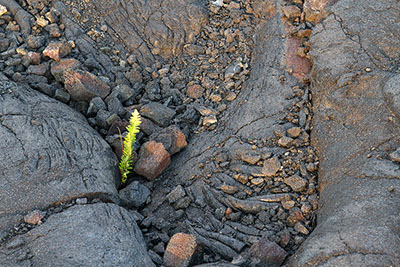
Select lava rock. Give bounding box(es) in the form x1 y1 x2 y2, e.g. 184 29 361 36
64 69 111 101
43 41 72 61
50 58 82 83
164 233 199 267
140 102 176 127
134 141 171 180
150 125 188 155
119 181 151 208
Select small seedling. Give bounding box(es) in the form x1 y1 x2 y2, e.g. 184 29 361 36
119 109 141 184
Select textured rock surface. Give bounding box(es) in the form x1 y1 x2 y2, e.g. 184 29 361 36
292 0 400 266
0 203 155 267
0 74 119 236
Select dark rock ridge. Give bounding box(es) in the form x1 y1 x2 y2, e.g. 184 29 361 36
292 0 400 266
0 73 119 236
0 203 155 267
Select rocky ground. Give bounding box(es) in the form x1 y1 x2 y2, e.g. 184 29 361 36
0 0 399 266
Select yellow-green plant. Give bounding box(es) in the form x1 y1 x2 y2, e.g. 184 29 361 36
119 109 141 184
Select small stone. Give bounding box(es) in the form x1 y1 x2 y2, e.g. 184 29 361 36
278 136 293 147
281 200 296 210
247 237 288 266
284 175 307 192
164 233 199 267
140 102 176 127
186 84 204 99
251 177 264 186
301 202 312 214
87 96 107 116
36 17 49 27
282 5 301 20
183 44 204 56
287 127 301 138
23 51 41 65
50 58 82 83
150 125 187 155
210 94 222 102
365 67 372 72
64 69 111 101
221 185 238 194
27 63 48 76
306 162 318 172
294 222 309 235
45 23 62 38
0 5 7 16
224 62 242 80
134 141 171 180
390 148 400 162
203 115 217 126
54 88 70 103
287 207 305 226
241 151 261 165
75 198 88 205
24 210 45 225
167 185 186 204
174 196 191 210
43 41 72 61
262 157 281 177
113 84 137 103
95 109 114 128
0 38 10 52
119 181 151 208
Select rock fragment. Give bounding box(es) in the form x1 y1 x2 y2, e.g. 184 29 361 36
64 69 110 101
119 181 151 208
43 41 72 61
284 174 307 192
134 141 171 180
164 233 199 267
262 157 281 177
140 102 176 127
50 58 82 83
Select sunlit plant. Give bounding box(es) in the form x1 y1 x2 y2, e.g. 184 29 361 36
119 109 141 184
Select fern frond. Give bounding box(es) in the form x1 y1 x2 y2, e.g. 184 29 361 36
119 109 141 184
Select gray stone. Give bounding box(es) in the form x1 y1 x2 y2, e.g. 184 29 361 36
87 96 107 116
119 181 151 208
262 157 281 177
54 88 70 103
114 84 137 103
95 109 113 129
140 102 176 127
0 75 119 234
106 93 126 117
0 203 155 267
26 35 46 49
167 185 186 204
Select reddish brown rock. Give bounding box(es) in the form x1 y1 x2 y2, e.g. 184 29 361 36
24 210 45 225
50 58 82 83
248 237 288 267
287 207 305 226
186 84 204 99
64 69 110 101
286 36 312 80
282 5 301 20
24 51 41 65
151 126 187 155
134 141 171 180
303 0 332 24
163 233 198 267
43 41 72 61
287 126 301 138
